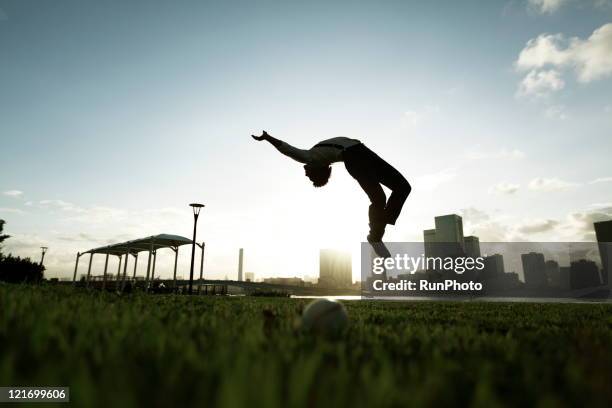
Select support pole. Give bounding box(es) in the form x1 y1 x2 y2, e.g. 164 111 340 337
173 247 179 289
121 248 130 291
132 253 138 280
72 252 80 285
86 253 93 288
151 251 157 281
199 242 205 282
102 253 109 290
145 242 154 292
116 255 122 290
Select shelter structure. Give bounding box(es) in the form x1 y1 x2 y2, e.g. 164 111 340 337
73 234 205 291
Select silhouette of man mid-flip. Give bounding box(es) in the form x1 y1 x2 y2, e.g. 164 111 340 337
252 131 411 257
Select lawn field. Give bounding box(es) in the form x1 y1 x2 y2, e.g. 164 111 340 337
1 284 611 407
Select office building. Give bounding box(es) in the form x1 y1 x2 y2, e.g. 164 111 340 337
238 248 244 281
423 214 466 261
544 260 561 288
319 249 352 288
570 259 601 289
594 220 612 286
464 236 481 259
482 254 504 279
521 252 546 288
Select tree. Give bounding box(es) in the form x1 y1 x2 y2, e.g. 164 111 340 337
0 219 9 255
0 219 44 283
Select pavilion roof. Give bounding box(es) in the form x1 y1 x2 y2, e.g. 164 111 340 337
83 234 194 256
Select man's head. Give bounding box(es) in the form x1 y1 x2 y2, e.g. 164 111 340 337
304 164 332 187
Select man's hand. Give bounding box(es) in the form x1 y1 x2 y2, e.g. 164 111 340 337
251 131 270 141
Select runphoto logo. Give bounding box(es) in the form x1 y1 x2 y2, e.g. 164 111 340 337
372 254 486 275
373 279 483 292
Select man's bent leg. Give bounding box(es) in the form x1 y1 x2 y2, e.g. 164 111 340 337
377 163 411 225
354 178 387 242
385 179 411 225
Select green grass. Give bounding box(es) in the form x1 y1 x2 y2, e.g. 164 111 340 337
1 284 611 408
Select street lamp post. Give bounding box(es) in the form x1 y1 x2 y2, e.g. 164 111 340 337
188 203 205 294
40 247 48 266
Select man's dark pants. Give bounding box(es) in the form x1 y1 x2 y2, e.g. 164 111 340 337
343 143 411 239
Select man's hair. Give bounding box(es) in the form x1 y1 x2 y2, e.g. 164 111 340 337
304 165 332 187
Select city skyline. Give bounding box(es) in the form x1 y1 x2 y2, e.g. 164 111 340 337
1 0 611 281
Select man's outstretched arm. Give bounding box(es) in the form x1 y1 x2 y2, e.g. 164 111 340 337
251 131 312 164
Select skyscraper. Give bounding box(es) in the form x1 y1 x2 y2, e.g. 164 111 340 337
559 266 571 290
434 214 464 247
464 236 481 259
482 254 504 279
594 220 612 286
544 260 561 288
319 249 352 288
422 214 466 262
238 248 244 281
570 259 601 289
424 229 437 259
521 252 546 288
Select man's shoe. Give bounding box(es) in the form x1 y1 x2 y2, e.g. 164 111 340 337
367 222 386 243
370 241 391 258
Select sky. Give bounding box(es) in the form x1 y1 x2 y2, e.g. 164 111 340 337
1 0 611 282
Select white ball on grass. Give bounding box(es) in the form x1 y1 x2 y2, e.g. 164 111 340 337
301 298 349 335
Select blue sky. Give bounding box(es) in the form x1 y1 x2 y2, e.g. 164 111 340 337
1 0 611 281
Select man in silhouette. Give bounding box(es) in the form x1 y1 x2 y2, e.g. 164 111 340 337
252 131 411 256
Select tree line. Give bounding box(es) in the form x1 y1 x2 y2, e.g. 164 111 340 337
0 219 44 283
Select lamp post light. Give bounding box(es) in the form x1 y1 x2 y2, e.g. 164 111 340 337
188 203 205 294
40 246 48 266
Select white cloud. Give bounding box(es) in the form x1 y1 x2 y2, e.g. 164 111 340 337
589 176 612 184
517 219 559 234
516 23 612 88
516 69 565 98
528 177 579 191
3 190 23 198
528 1 612 14
544 104 568 119
517 34 568 68
0 207 25 215
38 199 80 211
460 208 524 241
528 0 567 14
465 146 526 160
489 182 520 195
414 168 457 191
402 105 440 127
460 204 612 242
561 203 612 240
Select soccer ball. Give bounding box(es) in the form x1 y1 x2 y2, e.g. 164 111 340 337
301 298 349 335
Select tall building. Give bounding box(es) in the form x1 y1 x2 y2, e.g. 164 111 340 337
434 214 464 247
424 229 437 259
423 214 466 261
594 220 612 286
521 252 547 288
319 249 352 288
544 260 561 288
464 236 481 258
482 254 504 279
559 266 571 290
570 259 601 289
238 248 244 281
